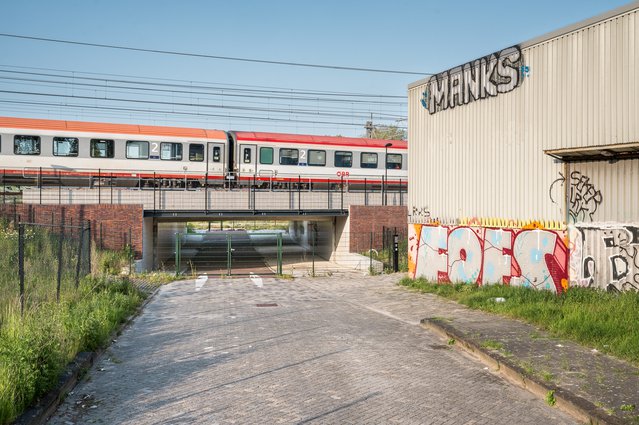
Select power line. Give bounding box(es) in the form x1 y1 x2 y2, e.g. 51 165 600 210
0 99 407 128
0 89 406 121
0 33 430 76
0 63 407 98
0 77 405 118
0 71 407 105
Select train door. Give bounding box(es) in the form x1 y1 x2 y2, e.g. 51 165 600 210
238 144 257 181
207 142 226 180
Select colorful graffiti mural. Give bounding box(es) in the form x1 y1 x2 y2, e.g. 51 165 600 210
569 224 639 292
408 224 568 293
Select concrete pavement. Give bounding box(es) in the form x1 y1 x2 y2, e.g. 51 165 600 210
48 273 577 424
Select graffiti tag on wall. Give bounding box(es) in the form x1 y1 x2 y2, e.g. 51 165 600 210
549 171 603 222
420 46 524 115
408 224 568 293
570 225 639 292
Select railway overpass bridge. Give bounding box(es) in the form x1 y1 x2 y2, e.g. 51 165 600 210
16 184 407 274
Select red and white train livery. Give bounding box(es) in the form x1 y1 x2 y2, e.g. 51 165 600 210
0 116 407 188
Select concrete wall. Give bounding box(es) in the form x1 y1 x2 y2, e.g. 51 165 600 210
0 203 143 256
408 223 568 293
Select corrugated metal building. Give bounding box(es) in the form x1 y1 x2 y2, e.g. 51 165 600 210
407 2 639 292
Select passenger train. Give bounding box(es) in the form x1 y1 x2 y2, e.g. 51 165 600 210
0 116 407 189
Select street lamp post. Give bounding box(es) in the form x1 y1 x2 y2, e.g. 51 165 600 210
384 142 392 206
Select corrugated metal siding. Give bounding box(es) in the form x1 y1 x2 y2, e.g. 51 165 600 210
408 7 639 224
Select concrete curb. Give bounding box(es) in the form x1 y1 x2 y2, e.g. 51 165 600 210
421 318 627 425
14 283 161 425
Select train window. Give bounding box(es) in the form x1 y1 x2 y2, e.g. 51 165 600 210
212 146 221 162
308 150 326 166
14 135 41 155
160 142 183 161
126 141 149 159
360 152 378 169
90 139 114 158
189 144 204 161
334 151 352 168
386 153 402 169
53 137 79 157
243 148 252 163
259 147 273 165
279 148 299 165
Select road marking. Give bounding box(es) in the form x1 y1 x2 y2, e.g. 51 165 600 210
249 273 263 288
195 274 208 291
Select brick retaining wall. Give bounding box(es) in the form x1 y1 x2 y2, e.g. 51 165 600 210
349 205 407 253
0 203 143 256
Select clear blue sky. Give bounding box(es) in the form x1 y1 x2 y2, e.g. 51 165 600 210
0 0 632 136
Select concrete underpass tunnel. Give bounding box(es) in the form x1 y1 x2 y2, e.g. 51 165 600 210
155 219 335 276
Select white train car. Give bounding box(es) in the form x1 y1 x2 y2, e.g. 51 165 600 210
0 116 408 190
230 131 407 189
0 116 229 187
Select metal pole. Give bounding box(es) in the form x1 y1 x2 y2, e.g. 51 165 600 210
153 172 157 212
87 222 92 274
18 223 25 316
39 167 42 205
327 178 331 209
56 218 64 302
277 232 283 275
58 171 62 205
98 168 101 204
175 233 181 276
340 176 344 210
110 173 114 204
129 227 133 275
205 172 209 214
227 234 232 276
312 229 316 277
298 175 301 214
75 223 84 288
2 169 5 204
393 233 399 273
364 177 367 206
369 232 373 275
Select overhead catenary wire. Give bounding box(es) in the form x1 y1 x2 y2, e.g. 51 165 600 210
0 73 407 108
0 99 405 128
0 64 407 99
0 89 406 121
0 33 431 76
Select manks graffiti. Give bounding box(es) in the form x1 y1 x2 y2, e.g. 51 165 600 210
570 225 639 292
549 171 603 222
408 224 568 293
420 46 524 115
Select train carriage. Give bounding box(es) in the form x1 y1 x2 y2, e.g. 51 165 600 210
230 131 407 190
0 116 407 190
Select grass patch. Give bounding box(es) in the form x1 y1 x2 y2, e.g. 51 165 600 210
0 275 141 424
400 278 639 365
545 390 557 406
0 221 142 424
480 339 504 351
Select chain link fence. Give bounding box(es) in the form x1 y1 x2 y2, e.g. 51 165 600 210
0 219 92 319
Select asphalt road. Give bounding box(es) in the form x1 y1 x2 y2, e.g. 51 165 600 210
48 274 577 424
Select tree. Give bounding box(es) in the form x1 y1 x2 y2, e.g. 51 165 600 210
363 123 406 141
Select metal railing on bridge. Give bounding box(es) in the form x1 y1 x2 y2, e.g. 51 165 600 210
8 168 407 213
